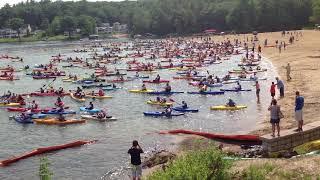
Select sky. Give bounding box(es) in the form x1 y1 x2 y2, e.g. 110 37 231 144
0 0 123 8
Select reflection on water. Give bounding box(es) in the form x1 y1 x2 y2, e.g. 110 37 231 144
0 41 276 179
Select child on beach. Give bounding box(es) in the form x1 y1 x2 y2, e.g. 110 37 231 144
270 82 276 99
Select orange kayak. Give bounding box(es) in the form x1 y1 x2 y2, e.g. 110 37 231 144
33 118 86 125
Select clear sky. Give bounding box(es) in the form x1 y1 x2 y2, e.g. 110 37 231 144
0 0 123 8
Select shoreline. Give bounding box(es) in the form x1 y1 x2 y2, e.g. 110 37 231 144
143 30 320 178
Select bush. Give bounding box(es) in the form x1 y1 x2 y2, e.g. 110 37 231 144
147 148 231 180
39 157 53 180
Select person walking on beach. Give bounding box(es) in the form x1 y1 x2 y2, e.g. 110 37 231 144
285 63 292 81
270 82 276 99
276 77 284 98
268 99 282 137
295 91 304 132
255 81 260 102
128 140 144 180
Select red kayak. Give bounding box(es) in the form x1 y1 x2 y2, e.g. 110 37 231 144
0 77 19 81
107 79 131 83
143 80 170 84
30 92 69 97
7 107 51 113
159 129 261 144
33 76 57 79
0 140 97 166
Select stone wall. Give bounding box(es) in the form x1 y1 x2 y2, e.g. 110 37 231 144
260 121 320 152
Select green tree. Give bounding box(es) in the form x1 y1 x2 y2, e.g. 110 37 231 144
77 15 96 36
8 18 24 41
60 16 77 38
311 0 320 24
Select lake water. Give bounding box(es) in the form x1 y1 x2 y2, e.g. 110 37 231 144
0 40 277 179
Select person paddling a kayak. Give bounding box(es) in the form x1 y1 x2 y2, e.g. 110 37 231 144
163 105 172 116
97 110 107 119
235 82 242 90
141 83 147 91
31 100 39 110
164 83 171 92
154 74 160 82
181 101 188 109
98 89 105 96
226 99 236 107
86 102 94 110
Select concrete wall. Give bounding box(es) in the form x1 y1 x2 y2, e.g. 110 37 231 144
261 121 320 152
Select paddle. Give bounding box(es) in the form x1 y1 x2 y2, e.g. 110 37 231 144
42 77 57 90
169 98 182 105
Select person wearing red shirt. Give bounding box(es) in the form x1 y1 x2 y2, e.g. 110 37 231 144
270 82 276 98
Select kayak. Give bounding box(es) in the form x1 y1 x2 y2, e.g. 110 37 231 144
30 92 69 97
129 89 154 93
33 118 86 125
0 140 97 166
82 84 111 89
187 91 225 95
146 100 173 106
32 76 57 79
13 115 33 124
142 80 170 84
79 107 101 113
222 80 238 84
0 103 21 107
0 77 19 81
7 107 51 113
159 130 261 145
210 105 247 110
85 95 112 99
173 76 201 80
127 76 149 80
80 115 117 121
147 91 184 95
107 79 131 83
42 109 76 115
102 87 122 91
70 93 86 102
172 107 199 113
189 82 223 88
143 111 185 117
229 77 267 81
220 89 252 92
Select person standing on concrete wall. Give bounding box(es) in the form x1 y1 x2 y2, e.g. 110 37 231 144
295 91 304 132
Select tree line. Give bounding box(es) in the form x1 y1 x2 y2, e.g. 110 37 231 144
0 0 320 37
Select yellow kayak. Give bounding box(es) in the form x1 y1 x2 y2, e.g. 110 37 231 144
210 105 247 110
34 118 86 125
62 79 74 82
70 93 86 102
293 140 320 155
0 103 21 107
129 89 154 93
146 100 173 106
85 95 112 99
168 67 190 71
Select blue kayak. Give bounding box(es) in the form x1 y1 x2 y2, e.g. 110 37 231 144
187 91 225 95
220 89 252 92
143 111 185 117
13 116 33 124
147 91 184 95
82 84 112 89
79 107 101 113
31 114 47 119
43 110 76 115
172 107 199 113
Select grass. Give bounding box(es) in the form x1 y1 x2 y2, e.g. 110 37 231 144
39 157 53 180
146 147 231 180
240 162 319 180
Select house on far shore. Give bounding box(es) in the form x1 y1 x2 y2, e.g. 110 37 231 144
96 22 128 35
0 24 32 38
